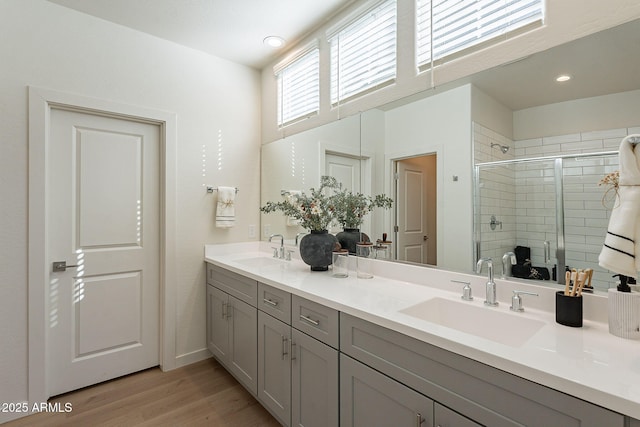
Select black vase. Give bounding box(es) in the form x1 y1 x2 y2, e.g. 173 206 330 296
299 230 338 271
336 228 370 254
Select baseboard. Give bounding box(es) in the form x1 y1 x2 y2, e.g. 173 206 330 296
171 348 212 370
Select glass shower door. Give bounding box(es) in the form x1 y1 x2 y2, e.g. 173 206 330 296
562 154 618 289
475 158 559 281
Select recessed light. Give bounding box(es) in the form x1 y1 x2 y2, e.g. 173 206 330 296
555 74 572 82
263 36 285 48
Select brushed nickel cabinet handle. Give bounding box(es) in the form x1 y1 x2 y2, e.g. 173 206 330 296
281 336 288 360
263 298 278 307
299 314 319 326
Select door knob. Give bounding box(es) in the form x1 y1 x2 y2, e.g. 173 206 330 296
52 261 79 272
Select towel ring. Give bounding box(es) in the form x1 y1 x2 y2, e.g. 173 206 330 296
207 186 239 194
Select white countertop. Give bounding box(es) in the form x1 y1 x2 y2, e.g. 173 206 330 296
204 242 640 419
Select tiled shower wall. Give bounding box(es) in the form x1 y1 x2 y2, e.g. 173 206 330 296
474 123 640 290
473 124 516 269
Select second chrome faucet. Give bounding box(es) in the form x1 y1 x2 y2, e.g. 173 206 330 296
476 257 498 307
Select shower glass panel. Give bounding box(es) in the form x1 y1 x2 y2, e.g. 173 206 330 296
562 154 619 290
475 159 557 280
475 152 618 292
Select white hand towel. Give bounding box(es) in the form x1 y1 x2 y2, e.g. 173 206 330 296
215 186 236 228
286 190 302 226
599 135 640 277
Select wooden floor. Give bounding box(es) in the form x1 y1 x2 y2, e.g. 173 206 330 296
4 358 280 427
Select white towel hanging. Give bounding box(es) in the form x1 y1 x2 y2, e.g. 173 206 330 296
599 135 640 277
215 186 236 228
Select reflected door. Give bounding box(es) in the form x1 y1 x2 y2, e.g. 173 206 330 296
396 156 436 264
326 153 362 233
47 108 160 396
325 153 361 191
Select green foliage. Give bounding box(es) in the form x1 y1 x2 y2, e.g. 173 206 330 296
333 186 393 228
260 176 340 231
261 175 393 231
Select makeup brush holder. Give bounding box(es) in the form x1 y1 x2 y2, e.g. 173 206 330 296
608 288 640 340
555 291 583 327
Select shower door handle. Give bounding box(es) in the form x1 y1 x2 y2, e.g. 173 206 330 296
544 241 550 264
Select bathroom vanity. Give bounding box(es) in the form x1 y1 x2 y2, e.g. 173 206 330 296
205 242 640 427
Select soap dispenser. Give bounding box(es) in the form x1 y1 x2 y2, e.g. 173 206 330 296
608 274 640 339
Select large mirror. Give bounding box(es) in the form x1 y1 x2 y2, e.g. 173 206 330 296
261 19 640 292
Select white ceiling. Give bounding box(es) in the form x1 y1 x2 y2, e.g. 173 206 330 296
47 0 354 69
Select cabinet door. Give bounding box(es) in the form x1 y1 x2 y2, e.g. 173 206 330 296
291 328 338 427
258 311 291 426
434 403 481 427
229 295 258 395
341 354 434 427
207 285 229 361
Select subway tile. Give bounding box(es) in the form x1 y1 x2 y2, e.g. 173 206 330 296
581 128 627 140
543 133 581 145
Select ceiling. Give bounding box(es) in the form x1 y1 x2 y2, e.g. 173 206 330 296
47 0 355 69
467 18 640 111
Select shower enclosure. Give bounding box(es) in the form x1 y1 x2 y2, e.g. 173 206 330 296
474 151 619 292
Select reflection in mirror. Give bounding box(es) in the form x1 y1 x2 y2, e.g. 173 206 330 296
261 19 640 291
260 114 362 244
475 153 619 292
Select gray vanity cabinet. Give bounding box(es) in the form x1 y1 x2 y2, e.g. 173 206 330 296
291 327 339 427
206 264 258 395
434 403 481 427
257 282 339 427
258 309 292 425
341 353 434 427
341 313 624 427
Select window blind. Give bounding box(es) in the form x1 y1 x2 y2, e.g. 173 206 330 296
276 48 320 127
330 0 397 105
417 0 543 68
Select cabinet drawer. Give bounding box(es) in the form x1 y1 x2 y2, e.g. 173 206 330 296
340 313 624 427
292 295 339 349
258 282 291 324
435 403 480 427
207 263 257 307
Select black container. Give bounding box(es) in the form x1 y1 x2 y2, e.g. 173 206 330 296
555 291 583 327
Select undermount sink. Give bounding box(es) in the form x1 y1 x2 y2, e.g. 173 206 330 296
235 256 287 268
400 297 545 347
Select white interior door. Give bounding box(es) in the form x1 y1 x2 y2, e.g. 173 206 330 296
325 153 361 191
396 155 437 264
325 153 361 233
47 107 160 397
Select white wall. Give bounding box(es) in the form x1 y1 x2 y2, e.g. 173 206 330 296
383 85 473 272
0 1 261 420
514 89 640 140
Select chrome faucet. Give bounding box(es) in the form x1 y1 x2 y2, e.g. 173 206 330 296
295 232 308 246
501 251 517 279
476 257 498 307
269 234 284 259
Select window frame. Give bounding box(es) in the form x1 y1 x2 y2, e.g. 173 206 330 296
328 0 398 106
274 43 321 128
